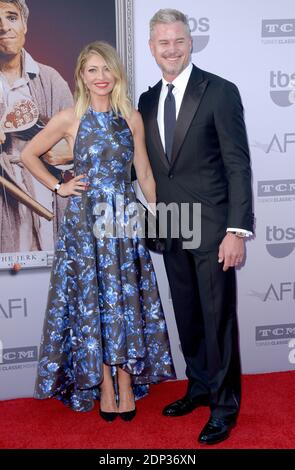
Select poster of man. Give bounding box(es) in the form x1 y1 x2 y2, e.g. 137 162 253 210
0 0 116 268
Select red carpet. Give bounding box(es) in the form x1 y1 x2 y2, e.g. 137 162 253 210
0 372 294 449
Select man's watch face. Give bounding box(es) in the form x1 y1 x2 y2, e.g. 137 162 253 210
234 232 246 238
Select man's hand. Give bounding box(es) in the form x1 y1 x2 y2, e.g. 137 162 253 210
218 232 245 271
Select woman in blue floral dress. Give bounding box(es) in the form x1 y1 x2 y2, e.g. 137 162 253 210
21 41 175 421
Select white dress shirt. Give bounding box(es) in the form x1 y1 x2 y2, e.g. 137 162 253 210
157 62 193 151
157 62 252 237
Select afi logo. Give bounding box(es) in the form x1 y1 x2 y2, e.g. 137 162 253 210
270 71 295 106
0 298 28 319
187 17 210 53
264 282 295 302
266 133 295 153
266 225 295 258
262 19 295 37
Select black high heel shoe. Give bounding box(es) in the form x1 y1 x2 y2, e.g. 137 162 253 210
99 409 118 422
119 407 137 421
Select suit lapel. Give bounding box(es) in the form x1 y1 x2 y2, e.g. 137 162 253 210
147 81 170 170
171 66 208 167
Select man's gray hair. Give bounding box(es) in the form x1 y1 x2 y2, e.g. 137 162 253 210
2 0 29 24
150 9 191 38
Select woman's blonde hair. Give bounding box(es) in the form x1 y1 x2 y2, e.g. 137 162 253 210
74 41 132 120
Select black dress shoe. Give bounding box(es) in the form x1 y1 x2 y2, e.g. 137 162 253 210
119 408 137 421
198 417 235 445
99 409 118 422
162 395 209 417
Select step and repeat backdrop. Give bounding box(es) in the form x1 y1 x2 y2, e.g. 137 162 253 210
0 0 294 400
133 0 295 377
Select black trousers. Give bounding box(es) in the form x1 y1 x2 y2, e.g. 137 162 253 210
163 243 241 420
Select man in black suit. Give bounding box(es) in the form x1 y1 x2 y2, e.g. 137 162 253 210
138 9 253 445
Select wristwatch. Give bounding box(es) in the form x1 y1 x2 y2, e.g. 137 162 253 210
232 231 246 238
53 179 63 193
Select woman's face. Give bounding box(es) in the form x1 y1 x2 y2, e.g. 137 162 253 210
82 53 116 99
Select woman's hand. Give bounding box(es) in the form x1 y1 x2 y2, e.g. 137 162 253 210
57 174 88 197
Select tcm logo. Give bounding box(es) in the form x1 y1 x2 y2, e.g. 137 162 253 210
262 19 295 37
258 180 295 197
256 323 295 341
266 226 295 258
270 71 295 107
0 346 38 364
187 17 210 53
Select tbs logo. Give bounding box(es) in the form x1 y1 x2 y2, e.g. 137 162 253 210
187 17 210 53
270 71 295 107
266 225 295 258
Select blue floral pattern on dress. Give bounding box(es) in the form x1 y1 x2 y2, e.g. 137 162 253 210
34 107 175 411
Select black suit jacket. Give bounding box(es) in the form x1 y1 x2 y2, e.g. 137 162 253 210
138 65 254 252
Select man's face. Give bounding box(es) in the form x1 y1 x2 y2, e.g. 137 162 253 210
149 21 192 82
0 2 27 58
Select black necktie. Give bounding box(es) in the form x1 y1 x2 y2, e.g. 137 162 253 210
164 83 176 162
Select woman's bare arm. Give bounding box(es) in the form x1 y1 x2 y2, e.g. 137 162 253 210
128 109 156 212
21 108 86 196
